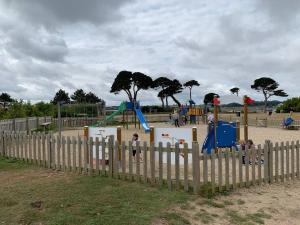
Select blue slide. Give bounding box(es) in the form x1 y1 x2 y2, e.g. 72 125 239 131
202 127 215 154
134 108 150 133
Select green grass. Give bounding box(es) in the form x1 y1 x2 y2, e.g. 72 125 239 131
0 158 191 225
0 156 31 170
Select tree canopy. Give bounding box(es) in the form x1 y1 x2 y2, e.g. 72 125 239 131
183 80 200 100
152 77 172 107
204 93 220 105
251 77 288 112
51 89 70 105
230 87 240 96
0 93 15 108
276 97 300 113
110 70 153 102
164 79 183 106
85 92 102 103
71 89 86 103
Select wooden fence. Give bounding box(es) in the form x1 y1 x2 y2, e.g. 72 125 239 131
219 115 300 128
2 114 299 133
1 132 299 194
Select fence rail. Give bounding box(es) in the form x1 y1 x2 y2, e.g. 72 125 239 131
1 132 299 194
219 115 300 128
2 114 299 133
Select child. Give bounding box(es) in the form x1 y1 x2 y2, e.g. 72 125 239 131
172 111 180 127
132 133 142 160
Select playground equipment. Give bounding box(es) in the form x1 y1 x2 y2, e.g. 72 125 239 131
282 112 299 130
201 95 255 154
283 117 294 127
202 121 239 154
104 101 150 133
179 100 203 124
188 107 202 124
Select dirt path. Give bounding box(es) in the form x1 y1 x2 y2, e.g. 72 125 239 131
175 181 300 225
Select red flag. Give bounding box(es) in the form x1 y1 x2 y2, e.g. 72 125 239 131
213 97 220 106
245 97 255 105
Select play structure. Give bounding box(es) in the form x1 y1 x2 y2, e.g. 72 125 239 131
202 121 238 154
282 113 299 130
104 101 150 133
202 95 253 154
178 100 202 124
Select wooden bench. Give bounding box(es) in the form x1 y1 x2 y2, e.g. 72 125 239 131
286 125 300 130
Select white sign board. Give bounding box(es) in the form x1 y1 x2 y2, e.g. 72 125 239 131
153 128 194 164
88 127 117 160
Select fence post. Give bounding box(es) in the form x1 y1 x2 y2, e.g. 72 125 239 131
36 117 39 130
192 142 200 194
1 131 5 156
25 118 29 134
12 119 16 132
264 140 272 184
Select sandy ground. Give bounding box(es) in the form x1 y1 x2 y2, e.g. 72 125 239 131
175 181 300 225
60 122 300 146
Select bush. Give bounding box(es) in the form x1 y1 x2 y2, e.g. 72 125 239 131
276 97 300 113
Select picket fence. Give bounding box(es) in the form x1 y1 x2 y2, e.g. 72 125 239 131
1 132 299 194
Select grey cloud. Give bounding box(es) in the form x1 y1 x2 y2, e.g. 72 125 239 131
256 0 300 23
0 0 298 104
2 0 133 28
5 29 68 62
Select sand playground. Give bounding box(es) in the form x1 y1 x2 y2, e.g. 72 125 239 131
59 122 300 146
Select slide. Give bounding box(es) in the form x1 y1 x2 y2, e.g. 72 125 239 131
105 102 127 122
202 127 215 154
134 107 150 133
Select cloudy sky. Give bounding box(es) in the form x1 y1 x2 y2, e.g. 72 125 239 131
0 0 299 106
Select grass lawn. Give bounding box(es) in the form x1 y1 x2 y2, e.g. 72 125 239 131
0 157 191 225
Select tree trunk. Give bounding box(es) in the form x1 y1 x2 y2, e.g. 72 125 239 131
166 97 169 107
264 97 268 113
160 97 165 108
170 95 181 107
189 88 192 100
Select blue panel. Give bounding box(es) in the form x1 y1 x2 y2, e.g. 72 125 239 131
284 117 294 126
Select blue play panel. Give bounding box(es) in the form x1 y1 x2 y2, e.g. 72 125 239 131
202 121 238 154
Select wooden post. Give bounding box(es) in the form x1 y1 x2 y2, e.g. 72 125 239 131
26 117 29 135
213 95 219 151
83 126 89 164
243 95 248 142
122 111 125 128
117 126 122 161
150 126 154 144
192 127 197 142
